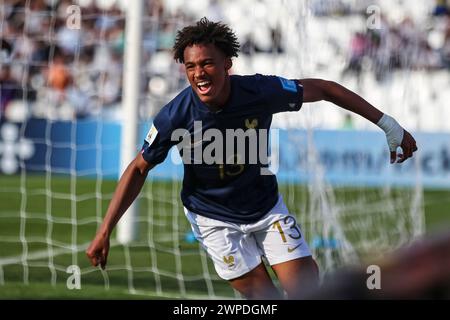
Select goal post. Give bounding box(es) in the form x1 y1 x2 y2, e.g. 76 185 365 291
117 0 144 244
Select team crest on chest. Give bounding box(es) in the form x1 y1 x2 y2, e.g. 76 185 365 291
245 118 258 129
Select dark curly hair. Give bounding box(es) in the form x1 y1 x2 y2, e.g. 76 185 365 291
173 17 240 63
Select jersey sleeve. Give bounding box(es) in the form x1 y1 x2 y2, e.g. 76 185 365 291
257 74 304 114
140 106 176 165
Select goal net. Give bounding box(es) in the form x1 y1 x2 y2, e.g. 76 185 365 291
0 0 429 299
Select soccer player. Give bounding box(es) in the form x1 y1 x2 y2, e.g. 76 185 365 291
86 18 418 299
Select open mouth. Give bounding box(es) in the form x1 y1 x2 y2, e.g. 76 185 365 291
196 80 212 95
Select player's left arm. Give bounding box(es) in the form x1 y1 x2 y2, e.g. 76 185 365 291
297 78 418 163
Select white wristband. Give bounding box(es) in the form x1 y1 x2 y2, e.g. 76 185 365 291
377 114 404 152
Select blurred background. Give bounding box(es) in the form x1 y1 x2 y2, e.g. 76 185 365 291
0 0 449 299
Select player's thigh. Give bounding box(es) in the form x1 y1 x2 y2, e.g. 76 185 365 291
253 211 319 296
228 262 281 299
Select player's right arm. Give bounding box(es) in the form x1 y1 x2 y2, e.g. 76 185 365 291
86 152 155 269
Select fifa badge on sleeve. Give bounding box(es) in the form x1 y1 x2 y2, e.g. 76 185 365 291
145 124 158 146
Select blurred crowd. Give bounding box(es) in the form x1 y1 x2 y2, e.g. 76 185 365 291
1 0 450 121
343 5 450 82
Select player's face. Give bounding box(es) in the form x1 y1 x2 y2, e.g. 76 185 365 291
183 43 232 108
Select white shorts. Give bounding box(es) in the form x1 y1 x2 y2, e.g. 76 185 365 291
184 195 312 280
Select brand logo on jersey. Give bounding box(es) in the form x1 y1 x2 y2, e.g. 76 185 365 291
145 124 158 146
245 118 258 129
278 77 297 93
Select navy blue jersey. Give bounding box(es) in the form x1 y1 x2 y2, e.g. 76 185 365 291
141 74 303 224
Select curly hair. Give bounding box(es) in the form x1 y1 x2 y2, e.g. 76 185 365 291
173 17 240 63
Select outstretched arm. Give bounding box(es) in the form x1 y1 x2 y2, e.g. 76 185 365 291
86 152 154 269
298 78 418 163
